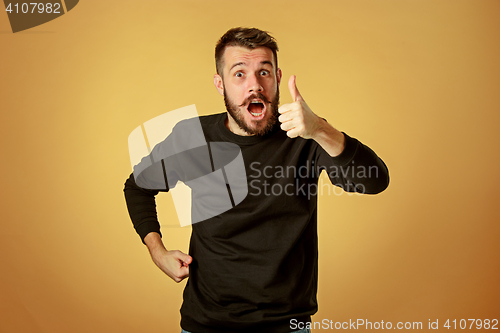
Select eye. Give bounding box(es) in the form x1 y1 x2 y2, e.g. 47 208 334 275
235 71 244 78
260 70 270 76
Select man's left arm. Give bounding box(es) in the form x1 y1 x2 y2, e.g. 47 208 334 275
279 75 389 194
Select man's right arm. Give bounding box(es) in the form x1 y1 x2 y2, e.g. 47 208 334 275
123 173 192 282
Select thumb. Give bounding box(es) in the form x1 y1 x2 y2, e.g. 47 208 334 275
184 255 193 265
176 251 192 266
288 75 304 102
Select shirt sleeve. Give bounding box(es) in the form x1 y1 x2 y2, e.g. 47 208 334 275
123 172 163 244
123 117 209 243
316 132 390 194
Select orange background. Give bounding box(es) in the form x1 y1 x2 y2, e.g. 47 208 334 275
1 0 499 332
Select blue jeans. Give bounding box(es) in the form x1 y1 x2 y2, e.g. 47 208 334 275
181 329 310 333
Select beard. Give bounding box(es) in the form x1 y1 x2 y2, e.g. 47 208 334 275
224 86 280 137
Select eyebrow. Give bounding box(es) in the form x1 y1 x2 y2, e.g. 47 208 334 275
229 60 274 72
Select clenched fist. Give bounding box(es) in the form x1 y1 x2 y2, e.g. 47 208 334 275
144 232 193 283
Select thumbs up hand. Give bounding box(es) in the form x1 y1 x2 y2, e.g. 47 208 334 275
278 75 322 139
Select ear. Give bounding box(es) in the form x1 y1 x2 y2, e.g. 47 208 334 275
214 74 224 96
276 68 282 86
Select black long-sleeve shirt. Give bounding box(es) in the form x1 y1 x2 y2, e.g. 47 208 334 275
124 113 389 333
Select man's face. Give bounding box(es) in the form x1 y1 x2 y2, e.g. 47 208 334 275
214 46 282 136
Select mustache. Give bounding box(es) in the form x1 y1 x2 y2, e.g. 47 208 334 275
238 93 271 107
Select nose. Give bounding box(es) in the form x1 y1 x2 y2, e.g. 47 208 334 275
247 73 263 93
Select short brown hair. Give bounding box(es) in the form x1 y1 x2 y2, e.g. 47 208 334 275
215 27 279 76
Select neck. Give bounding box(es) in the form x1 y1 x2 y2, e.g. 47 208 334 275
225 112 254 136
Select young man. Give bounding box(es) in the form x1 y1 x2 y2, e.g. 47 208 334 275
124 27 389 333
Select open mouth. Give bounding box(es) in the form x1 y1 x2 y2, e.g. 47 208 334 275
247 100 266 118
